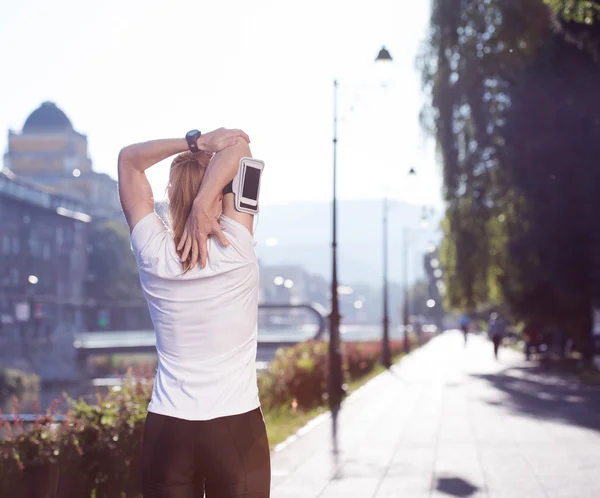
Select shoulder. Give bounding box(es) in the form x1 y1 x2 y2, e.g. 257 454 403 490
130 212 169 264
220 215 257 261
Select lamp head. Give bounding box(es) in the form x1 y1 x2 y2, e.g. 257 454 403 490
375 46 393 62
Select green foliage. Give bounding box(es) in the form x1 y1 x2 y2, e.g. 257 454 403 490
420 0 600 357
418 0 550 312
259 340 329 409
258 338 422 410
545 0 600 61
86 220 144 303
545 0 600 23
0 369 40 398
500 31 600 346
0 375 151 497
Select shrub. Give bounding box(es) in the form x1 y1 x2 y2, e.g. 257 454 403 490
259 340 329 410
0 368 40 398
259 337 425 410
0 373 152 498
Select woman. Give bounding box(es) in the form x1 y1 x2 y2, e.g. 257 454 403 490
118 127 270 497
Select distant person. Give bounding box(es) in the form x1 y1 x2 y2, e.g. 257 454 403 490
118 128 270 497
459 314 470 345
523 321 543 360
488 312 506 359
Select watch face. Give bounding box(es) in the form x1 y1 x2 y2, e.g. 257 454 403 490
187 130 199 139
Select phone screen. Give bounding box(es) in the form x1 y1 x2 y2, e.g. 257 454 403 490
242 166 261 200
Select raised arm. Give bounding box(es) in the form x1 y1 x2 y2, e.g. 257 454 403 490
194 139 253 229
117 128 249 232
177 139 253 269
118 138 189 232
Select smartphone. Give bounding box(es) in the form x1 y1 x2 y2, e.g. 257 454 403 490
237 158 264 212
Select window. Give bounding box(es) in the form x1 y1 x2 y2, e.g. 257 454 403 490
1 235 9 255
43 243 51 260
12 236 20 255
28 236 41 257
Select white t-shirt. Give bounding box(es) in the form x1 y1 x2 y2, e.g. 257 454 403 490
130 212 260 421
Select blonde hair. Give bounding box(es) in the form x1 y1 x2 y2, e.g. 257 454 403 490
168 151 211 273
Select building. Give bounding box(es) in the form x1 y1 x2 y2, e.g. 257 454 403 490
3 101 121 220
259 264 319 306
0 169 92 380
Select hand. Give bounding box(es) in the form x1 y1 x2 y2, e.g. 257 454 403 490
198 128 250 154
177 196 230 270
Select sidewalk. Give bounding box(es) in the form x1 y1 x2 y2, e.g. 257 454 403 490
270 331 600 498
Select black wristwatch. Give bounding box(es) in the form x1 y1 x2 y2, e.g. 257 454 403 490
185 129 202 153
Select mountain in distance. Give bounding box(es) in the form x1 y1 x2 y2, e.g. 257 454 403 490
255 199 442 287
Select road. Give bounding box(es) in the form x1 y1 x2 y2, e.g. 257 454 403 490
270 330 600 497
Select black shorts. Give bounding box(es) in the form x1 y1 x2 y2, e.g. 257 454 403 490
141 407 271 498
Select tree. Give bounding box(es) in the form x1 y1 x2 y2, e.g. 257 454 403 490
419 0 600 358
545 0 600 60
85 220 148 330
500 30 600 354
418 0 550 311
545 0 600 24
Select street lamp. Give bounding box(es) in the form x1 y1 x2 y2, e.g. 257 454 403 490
376 46 393 62
329 46 399 409
402 168 418 354
376 45 395 369
329 79 344 416
381 167 419 367
382 194 392 368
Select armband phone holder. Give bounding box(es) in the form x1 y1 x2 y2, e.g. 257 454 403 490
222 157 264 215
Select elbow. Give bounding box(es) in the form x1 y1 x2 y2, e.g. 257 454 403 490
118 145 139 171
218 138 252 173
230 138 252 161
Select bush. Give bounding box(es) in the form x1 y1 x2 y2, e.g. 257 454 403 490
259 337 424 410
0 373 152 498
0 368 40 398
259 340 329 410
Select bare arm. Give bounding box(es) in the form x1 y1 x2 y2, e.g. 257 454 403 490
118 138 189 232
177 139 254 269
117 128 250 233
196 139 253 231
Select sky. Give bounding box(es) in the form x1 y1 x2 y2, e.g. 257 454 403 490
0 0 442 210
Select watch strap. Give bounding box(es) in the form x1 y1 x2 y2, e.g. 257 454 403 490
185 130 202 153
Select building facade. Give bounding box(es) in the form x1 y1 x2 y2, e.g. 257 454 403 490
4 101 122 220
0 169 91 381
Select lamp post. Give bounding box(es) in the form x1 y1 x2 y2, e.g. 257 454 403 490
402 168 417 354
381 195 392 368
328 79 343 415
376 46 394 368
382 168 419 365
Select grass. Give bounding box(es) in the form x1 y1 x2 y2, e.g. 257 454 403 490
263 353 406 450
264 405 325 449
